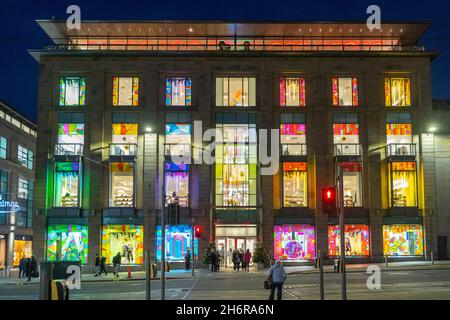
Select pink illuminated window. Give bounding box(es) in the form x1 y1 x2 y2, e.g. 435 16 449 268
332 77 358 106
280 78 306 107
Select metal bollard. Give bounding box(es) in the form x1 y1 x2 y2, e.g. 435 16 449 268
431 251 435 265
385 254 389 267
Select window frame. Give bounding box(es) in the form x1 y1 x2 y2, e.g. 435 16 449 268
17 145 34 170
215 77 257 107
59 76 86 107
109 162 136 208
389 161 418 208
165 77 192 107
385 77 411 107
279 77 306 107
0 136 7 159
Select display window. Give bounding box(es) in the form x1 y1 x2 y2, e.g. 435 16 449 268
385 78 411 107
13 240 32 267
59 77 86 106
216 77 256 107
110 162 134 207
338 162 363 207
156 225 198 261
383 224 424 256
280 77 306 107
333 123 359 144
273 225 315 261
328 224 370 256
166 78 192 106
280 123 306 156
112 76 139 106
58 123 84 155
47 225 88 264
101 225 144 264
332 77 358 106
165 123 191 157
54 162 81 207
111 124 138 155
165 162 189 207
386 124 412 145
283 162 307 207
389 162 417 207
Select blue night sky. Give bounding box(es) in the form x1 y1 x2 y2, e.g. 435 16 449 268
1 0 449 122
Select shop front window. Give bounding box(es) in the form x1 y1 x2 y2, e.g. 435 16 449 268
328 224 370 256
273 225 315 261
338 162 363 207
112 76 139 106
280 77 306 107
54 162 80 207
47 225 88 264
389 162 417 207
13 240 32 267
280 124 306 156
385 78 411 107
156 225 198 261
166 78 192 106
283 162 307 207
59 77 86 106
110 162 134 207
101 225 144 264
383 224 424 256
216 77 256 107
111 123 138 156
332 77 358 106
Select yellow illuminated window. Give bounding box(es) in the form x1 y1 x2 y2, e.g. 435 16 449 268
113 77 139 106
389 162 417 207
385 78 411 107
283 162 307 207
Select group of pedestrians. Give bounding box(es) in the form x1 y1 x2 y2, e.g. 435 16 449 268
231 249 252 272
208 248 222 272
18 256 38 281
94 253 122 278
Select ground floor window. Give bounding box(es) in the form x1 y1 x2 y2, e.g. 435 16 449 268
328 224 370 257
13 240 32 267
156 225 198 261
274 225 316 261
54 162 81 207
101 225 144 264
110 162 135 207
383 224 424 256
0 236 6 268
47 225 88 264
283 162 307 207
389 162 417 207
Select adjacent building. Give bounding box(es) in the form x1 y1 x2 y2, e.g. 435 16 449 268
0 101 37 274
29 20 449 269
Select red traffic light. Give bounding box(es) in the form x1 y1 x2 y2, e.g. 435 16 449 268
194 226 202 238
322 187 336 214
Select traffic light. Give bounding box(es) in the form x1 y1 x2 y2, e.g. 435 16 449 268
194 226 202 238
322 186 336 214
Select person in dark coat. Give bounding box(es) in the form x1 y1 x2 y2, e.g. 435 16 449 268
19 257 26 278
113 253 121 278
27 256 37 281
239 249 245 271
209 249 217 272
184 249 191 270
232 249 240 271
99 255 108 275
94 254 100 276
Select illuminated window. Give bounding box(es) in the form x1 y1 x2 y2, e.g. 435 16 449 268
216 77 256 107
280 113 306 156
165 123 191 158
383 224 424 256
112 76 139 106
47 225 88 264
59 77 86 106
17 178 33 228
274 225 315 261
385 78 411 106
18 145 33 170
280 78 306 107
13 240 32 267
389 162 417 207
101 225 144 264
156 225 199 261
332 77 358 106
58 123 84 155
111 123 138 156
0 136 6 159
166 78 192 106
338 162 362 207
283 162 307 207
328 224 370 256
165 163 189 207
110 162 134 207
54 162 80 207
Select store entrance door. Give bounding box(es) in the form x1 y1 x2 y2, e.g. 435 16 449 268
216 237 256 268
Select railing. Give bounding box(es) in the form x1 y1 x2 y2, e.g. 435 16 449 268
165 195 189 208
55 143 84 156
109 143 138 156
281 144 307 156
164 144 191 158
334 143 362 156
386 143 417 157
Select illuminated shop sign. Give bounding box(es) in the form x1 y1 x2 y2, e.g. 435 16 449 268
0 195 21 213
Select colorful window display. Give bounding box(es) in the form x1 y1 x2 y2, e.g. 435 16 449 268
386 124 412 145
101 225 144 264
385 78 411 107
112 76 139 106
13 240 32 267
280 123 306 156
165 123 191 158
215 124 257 207
328 224 370 256
216 77 256 107
47 225 88 264
156 225 199 261
332 77 358 106
389 162 417 207
54 162 81 207
110 162 134 207
338 162 362 207
333 123 359 144
383 224 424 256
166 78 192 106
59 77 86 106
273 225 316 261
58 123 84 155
283 162 307 207
111 124 138 155
165 162 189 207
280 78 306 107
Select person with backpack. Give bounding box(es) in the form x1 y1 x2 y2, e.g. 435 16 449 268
267 260 287 301
99 255 108 276
112 253 121 278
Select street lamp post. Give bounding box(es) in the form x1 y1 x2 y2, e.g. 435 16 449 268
191 218 195 277
161 185 166 300
337 165 347 300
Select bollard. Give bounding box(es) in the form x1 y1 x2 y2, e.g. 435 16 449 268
385 254 389 267
431 251 435 265
145 251 151 300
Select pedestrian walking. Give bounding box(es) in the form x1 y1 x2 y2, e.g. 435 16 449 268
184 249 191 270
216 251 221 271
113 252 121 278
209 249 217 272
99 255 108 275
239 249 245 271
268 260 287 301
27 256 37 282
19 257 26 278
232 249 240 271
244 249 252 272
94 254 100 276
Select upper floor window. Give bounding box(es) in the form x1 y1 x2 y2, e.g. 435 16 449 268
110 162 135 207
332 77 358 107
0 136 7 159
59 77 86 106
283 162 307 207
0 169 7 224
280 113 306 156
113 77 139 106
385 78 411 107
17 178 33 228
216 77 256 107
389 161 417 207
18 145 33 170
111 124 138 156
166 78 192 106
54 162 80 207
280 78 306 107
